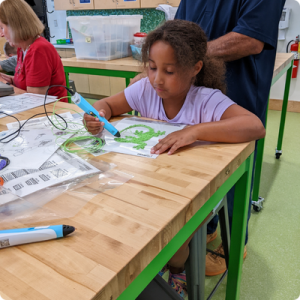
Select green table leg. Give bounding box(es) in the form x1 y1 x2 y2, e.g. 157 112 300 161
226 153 254 300
116 152 254 300
252 95 270 209
65 72 71 103
275 63 293 159
252 60 293 209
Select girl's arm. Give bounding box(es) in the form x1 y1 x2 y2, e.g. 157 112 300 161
151 104 266 155
84 91 133 135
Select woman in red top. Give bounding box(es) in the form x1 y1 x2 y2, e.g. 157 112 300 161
0 0 67 101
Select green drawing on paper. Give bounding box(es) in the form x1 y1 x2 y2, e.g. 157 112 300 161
114 125 165 150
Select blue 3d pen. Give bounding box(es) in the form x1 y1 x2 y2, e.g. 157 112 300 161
0 225 75 248
71 92 121 137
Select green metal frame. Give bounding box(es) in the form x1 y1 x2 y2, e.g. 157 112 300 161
64 66 138 103
252 60 293 203
117 152 254 300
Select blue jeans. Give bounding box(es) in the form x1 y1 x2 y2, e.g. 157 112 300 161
207 145 257 245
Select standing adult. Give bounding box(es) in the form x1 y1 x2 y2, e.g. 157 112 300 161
175 0 286 276
0 0 67 101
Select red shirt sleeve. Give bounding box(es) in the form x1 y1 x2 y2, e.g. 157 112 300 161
25 48 53 87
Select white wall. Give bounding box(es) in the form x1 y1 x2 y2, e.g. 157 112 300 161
270 0 300 101
46 0 67 44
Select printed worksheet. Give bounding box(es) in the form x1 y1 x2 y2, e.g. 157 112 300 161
6 112 74 130
102 118 186 158
0 93 57 119
0 128 73 172
0 149 100 201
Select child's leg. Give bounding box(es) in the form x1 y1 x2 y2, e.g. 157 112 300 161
168 213 212 273
168 236 193 274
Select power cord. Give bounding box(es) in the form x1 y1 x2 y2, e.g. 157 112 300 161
0 85 105 154
0 85 74 143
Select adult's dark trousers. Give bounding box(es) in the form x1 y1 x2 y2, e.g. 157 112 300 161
207 143 258 245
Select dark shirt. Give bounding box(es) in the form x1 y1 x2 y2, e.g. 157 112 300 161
175 0 285 123
24 0 35 6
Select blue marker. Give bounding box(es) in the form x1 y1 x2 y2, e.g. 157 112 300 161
0 225 75 248
72 92 121 137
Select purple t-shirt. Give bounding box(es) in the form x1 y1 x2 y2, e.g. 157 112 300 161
124 78 235 125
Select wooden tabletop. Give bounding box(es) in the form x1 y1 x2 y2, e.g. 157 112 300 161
62 53 294 78
0 101 255 300
273 52 294 78
61 56 143 73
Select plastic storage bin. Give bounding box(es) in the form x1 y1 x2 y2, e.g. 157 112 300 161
67 15 143 61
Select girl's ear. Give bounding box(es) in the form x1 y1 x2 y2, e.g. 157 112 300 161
193 60 203 76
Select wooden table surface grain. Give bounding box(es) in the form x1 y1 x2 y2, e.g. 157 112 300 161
61 56 143 73
0 102 255 300
61 53 293 79
273 52 294 79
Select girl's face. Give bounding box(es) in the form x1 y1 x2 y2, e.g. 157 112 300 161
0 21 13 46
147 41 202 102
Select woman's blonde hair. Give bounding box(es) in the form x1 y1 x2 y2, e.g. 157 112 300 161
0 0 44 43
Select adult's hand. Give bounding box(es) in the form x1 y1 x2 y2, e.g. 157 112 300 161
129 71 147 86
0 73 14 85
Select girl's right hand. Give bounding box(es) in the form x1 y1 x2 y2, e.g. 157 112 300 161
83 109 106 135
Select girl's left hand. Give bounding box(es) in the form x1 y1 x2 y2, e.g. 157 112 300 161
151 126 198 155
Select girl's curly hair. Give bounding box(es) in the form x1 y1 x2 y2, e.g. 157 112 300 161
141 19 226 94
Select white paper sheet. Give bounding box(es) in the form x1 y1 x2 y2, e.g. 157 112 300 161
6 112 74 130
102 118 185 158
0 149 100 201
0 128 73 172
0 93 57 119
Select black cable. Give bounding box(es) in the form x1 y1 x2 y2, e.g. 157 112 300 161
286 40 294 53
0 85 75 144
43 85 75 130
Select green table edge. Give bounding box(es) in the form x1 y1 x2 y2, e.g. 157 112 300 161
64 66 139 104
117 152 254 300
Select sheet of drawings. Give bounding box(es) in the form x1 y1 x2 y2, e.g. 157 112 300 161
102 118 186 158
0 93 57 119
0 149 100 204
0 128 73 173
6 112 74 130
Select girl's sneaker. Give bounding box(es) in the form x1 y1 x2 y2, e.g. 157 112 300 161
168 270 188 300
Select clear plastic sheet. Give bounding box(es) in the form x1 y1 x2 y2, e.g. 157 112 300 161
0 152 133 226
102 117 186 158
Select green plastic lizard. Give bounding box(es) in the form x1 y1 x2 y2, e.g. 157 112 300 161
114 125 166 150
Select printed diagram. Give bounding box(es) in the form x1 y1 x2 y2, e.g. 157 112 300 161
13 147 33 157
114 125 166 150
35 133 46 140
38 140 52 147
0 128 72 174
8 134 52 156
0 94 56 119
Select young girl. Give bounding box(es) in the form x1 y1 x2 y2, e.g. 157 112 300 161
84 20 265 298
